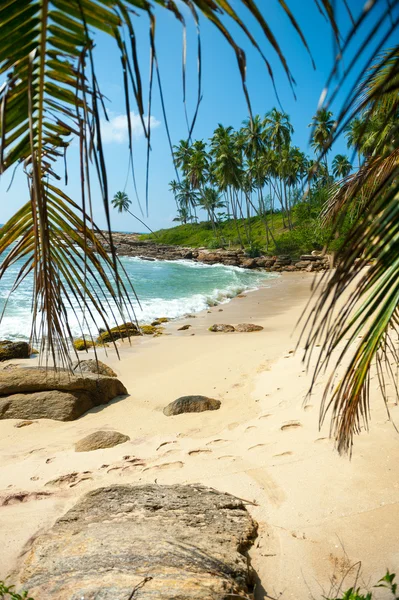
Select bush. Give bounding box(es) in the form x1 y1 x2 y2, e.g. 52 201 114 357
245 242 262 258
0 581 33 600
325 571 398 600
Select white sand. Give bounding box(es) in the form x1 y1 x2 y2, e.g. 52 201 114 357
0 272 398 598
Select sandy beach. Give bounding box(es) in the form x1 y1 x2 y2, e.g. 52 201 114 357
1 272 398 599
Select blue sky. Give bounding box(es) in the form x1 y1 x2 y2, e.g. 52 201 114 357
0 0 388 231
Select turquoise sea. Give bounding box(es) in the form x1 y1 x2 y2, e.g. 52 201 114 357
0 254 277 341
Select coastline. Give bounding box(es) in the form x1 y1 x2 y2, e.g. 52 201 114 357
1 273 398 598
102 232 332 272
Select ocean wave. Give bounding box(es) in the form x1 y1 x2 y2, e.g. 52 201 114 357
0 256 278 341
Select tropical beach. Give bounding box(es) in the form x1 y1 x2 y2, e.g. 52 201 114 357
1 273 398 599
1 0 399 598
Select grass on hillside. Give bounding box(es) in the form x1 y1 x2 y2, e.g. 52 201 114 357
140 212 334 257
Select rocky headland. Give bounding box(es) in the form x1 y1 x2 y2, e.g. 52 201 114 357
102 232 331 272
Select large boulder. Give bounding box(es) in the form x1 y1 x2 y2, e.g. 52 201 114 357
208 324 235 333
73 338 95 351
0 341 30 361
15 484 257 599
75 430 130 452
235 323 264 332
0 368 127 421
72 359 117 378
163 395 221 416
97 322 140 344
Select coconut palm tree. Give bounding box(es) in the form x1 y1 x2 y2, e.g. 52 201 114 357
309 108 335 173
173 206 196 225
173 140 193 175
174 179 199 221
111 192 155 236
332 155 352 179
5 0 307 365
263 109 293 153
0 0 397 454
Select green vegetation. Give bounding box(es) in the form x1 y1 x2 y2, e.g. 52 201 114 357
325 571 399 600
0 0 397 452
141 209 344 257
143 108 354 257
0 581 33 600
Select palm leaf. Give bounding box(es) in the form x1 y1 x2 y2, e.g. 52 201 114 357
303 31 399 452
0 0 319 368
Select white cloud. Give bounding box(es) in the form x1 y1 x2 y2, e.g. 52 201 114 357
100 111 160 144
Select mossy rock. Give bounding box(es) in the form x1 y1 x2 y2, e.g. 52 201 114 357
0 341 30 361
73 338 96 352
140 325 163 335
97 322 140 344
156 317 170 323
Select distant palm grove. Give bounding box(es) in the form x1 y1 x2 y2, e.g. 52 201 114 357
161 108 358 256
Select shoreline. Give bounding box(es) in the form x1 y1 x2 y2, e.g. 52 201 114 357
1 273 399 598
102 232 332 272
1 259 279 344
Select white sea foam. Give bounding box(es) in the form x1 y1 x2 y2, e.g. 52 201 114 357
0 256 278 341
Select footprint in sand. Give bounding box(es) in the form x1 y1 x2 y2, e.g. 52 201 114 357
248 443 268 451
188 449 212 456
206 439 229 447
161 449 180 457
45 472 93 488
315 437 329 443
259 414 271 420
228 422 240 430
217 455 236 461
273 451 293 458
108 457 146 473
245 426 257 432
142 461 184 472
1 491 52 506
281 421 302 432
156 441 177 452
303 405 313 412
45 457 55 464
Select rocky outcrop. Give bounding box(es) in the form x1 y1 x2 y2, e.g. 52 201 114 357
73 338 95 351
0 368 127 421
72 359 117 377
15 484 257 599
163 395 221 416
75 430 130 452
235 323 264 332
0 341 30 361
97 322 140 344
100 233 332 272
209 324 235 333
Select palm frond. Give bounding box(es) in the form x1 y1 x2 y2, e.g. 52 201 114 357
303 24 399 452
0 0 316 368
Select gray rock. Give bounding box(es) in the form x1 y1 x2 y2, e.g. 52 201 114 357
0 341 30 361
163 395 221 416
72 359 117 378
0 368 127 421
208 324 235 333
15 484 257 599
235 323 264 332
75 430 130 452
